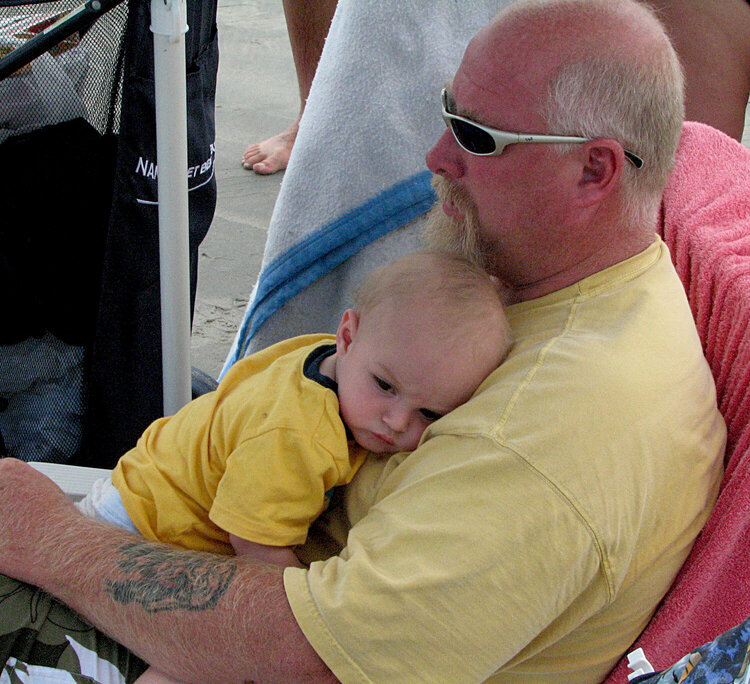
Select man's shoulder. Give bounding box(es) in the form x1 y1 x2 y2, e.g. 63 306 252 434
424 237 723 551
434 246 717 459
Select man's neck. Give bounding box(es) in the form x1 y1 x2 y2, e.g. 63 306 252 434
507 230 656 304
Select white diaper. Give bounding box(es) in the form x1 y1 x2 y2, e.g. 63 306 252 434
75 476 139 534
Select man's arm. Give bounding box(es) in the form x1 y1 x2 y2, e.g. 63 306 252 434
0 459 336 683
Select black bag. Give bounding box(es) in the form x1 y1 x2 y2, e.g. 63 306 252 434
0 117 115 345
0 0 219 467
77 0 218 468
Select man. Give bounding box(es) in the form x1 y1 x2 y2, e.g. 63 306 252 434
0 0 725 681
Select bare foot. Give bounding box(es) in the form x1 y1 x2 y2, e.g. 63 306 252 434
241 118 299 175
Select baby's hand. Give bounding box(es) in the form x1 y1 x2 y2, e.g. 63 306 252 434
229 533 305 568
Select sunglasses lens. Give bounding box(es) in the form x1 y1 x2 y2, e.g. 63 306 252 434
450 118 496 154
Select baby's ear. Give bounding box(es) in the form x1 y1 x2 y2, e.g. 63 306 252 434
336 309 359 354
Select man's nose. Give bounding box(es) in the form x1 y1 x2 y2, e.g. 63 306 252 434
426 128 465 180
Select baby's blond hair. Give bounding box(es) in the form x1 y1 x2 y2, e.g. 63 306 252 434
354 251 513 369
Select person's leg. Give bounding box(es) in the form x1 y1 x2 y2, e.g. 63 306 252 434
0 574 147 682
242 0 338 175
644 0 750 141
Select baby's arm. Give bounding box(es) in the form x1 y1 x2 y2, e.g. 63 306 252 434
229 533 305 568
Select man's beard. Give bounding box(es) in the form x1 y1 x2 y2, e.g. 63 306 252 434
423 175 495 273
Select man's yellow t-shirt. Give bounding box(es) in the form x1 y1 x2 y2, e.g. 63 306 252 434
284 238 726 683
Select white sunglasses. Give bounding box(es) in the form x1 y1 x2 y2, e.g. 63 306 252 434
441 89 644 168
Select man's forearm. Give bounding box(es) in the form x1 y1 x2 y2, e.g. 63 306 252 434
0 460 336 683
64 524 331 682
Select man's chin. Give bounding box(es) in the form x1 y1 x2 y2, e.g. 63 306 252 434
423 203 458 250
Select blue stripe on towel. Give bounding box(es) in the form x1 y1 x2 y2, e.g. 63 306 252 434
227 170 436 368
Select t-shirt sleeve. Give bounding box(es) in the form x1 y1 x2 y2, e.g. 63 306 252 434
283 434 606 682
210 428 355 546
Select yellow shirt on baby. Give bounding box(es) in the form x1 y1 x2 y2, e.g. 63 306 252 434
112 335 368 554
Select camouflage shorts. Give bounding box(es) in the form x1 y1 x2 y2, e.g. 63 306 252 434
0 575 146 683
633 616 750 684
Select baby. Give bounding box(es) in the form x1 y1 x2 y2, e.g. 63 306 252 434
78 251 512 682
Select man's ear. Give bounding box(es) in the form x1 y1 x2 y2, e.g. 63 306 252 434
575 138 623 206
336 309 359 356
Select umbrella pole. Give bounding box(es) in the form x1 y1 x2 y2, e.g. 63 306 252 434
151 0 191 415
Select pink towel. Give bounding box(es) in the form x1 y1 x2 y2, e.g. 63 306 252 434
605 122 750 681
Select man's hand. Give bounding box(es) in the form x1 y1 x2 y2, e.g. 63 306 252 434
0 458 78 585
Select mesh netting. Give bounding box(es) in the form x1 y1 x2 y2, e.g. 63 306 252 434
0 0 129 462
0 0 128 140
0 0 218 466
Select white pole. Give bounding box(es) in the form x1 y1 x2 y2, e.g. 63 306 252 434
150 0 191 415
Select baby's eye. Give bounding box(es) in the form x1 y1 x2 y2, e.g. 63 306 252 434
419 408 444 422
374 376 393 392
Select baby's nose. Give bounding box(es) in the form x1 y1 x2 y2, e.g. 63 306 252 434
384 407 410 433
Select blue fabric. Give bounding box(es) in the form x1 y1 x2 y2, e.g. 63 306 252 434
224 171 435 370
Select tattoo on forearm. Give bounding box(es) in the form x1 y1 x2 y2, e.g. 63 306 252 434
104 542 236 612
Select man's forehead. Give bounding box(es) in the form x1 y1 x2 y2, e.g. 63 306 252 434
448 67 546 131
450 20 557 128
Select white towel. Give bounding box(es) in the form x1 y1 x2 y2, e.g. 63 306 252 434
223 0 511 374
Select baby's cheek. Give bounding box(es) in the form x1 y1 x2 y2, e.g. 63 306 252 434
406 428 426 451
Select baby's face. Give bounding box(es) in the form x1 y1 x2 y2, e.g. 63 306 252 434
334 305 496 454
